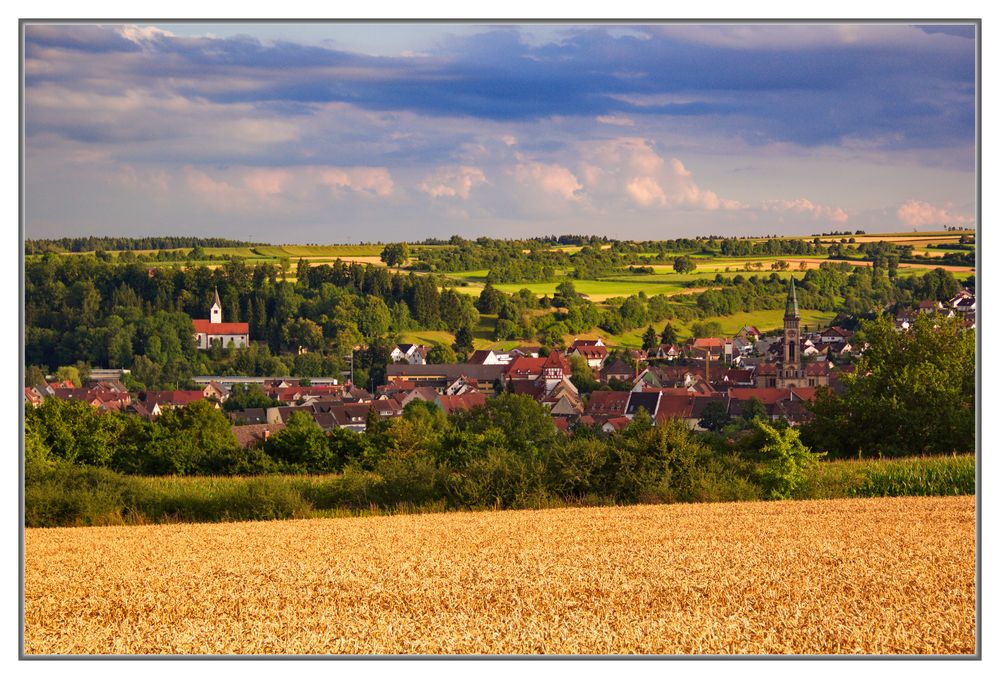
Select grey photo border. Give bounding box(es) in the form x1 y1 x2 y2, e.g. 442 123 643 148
17 16 983 661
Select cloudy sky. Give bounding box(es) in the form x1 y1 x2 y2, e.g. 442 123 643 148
23 22 977 242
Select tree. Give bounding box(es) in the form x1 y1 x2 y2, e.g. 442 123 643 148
357 296 391 339
427 342 457 365
285 317 324 352
740 397 768 425
641 326 658 351
54 365 82 388
476 283 504 314
25 365 48 387
689 320 723 339
223 384 277 412
754 420 824 500
660 323 679 346
673 256 696 274
568 355 599 394
698 400 731 432
552 281 580 308
380 242 410 267
802 313 975 457
265 412 336 472
452 326 475 357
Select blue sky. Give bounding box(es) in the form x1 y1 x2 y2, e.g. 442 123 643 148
23 22 977 242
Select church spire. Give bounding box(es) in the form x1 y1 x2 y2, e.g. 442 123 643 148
784 277 799 319
210 287 222 323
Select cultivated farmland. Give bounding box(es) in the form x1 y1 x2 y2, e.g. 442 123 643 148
24 496 975 655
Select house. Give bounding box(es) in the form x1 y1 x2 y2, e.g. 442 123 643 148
390 343 429 365
467 349 502 365
506 356 547 381
736 325 762 343
24 387 45 407
231 423 286 448
817 326 854 344
653 344 682 360
568 343 609 370
601 416 632 433
193 288 250 350
444 376 481 396
371 398 404 419
385 363 506 392
600 358 635 385
141 390 213 410
584 391 630 423
542 381 584 417
624 391 661 419
727 387 817 424
436 392 487 415
399 387 442 408
916 300 943 314
126 401 160 420
202 381 228 401
653 393 729 430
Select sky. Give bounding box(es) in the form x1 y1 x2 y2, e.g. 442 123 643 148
23 22 977 243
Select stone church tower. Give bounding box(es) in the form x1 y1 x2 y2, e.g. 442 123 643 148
779 277 805 385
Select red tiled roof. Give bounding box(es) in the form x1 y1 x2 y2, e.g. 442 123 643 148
727 387 816 404
142 390 206 406
507 356 546 379
231 423 286 448
585 390 630 416
192 320 250 334
805 362 831 376
572 345 608 359
437 392 487 414
543 351 571 371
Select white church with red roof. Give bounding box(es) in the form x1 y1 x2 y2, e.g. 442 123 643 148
192 288 250 350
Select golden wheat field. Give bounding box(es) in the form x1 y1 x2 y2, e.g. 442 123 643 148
24 496 975 656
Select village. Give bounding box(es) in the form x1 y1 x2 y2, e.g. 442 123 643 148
24 279 976 450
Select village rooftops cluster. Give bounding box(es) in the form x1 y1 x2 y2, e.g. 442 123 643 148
28 282 972 443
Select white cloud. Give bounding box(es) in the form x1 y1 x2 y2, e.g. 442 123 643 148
184 165 395 212
626 176 666 207
761 197 850 223
513 162 583 201
419 166 488 199
596 115 636 127
896 200 973 227
580 138 744 211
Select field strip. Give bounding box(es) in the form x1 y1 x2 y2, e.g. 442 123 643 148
24 496 975 655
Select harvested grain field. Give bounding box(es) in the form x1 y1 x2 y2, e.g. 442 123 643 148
24 496 975 656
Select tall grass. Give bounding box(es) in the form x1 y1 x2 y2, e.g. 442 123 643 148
24 454 976 528
801 455 976 499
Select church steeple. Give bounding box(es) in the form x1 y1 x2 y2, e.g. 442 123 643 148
782 277 801 374
210 287 222 324
784 277 800 320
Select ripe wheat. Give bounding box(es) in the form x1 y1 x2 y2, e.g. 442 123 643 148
24 495 975 655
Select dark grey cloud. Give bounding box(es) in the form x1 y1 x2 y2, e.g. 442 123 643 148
24 23 975 154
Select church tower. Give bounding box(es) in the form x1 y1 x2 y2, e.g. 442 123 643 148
210 287 223 324
782 277 802 380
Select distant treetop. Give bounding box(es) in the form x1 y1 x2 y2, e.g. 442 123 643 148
25 236 268 254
